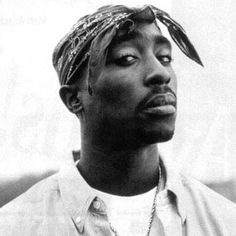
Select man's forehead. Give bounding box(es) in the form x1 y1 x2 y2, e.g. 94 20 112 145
111 21 171 48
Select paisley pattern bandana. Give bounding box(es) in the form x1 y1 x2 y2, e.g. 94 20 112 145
52 5 203 87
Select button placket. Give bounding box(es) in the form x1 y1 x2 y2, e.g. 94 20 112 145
89 197 107 215
75 216 82 224
74 215 85 234
93 200 101 210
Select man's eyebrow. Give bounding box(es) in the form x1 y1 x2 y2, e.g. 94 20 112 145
113 30 172 48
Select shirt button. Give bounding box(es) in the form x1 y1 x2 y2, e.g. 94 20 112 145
75 216 81 224
93 200 101 210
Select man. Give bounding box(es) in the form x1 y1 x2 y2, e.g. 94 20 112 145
0 4 236 236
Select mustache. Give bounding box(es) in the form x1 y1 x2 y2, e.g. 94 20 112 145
137 86 177 111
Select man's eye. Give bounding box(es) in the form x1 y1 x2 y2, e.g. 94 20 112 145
157 55 173 66
114 55 136 66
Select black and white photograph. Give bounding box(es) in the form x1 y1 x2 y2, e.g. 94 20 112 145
0 0 236 235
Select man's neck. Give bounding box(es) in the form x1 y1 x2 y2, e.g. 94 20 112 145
77 142 160 196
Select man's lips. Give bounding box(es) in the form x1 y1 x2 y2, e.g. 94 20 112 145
140 92 177 116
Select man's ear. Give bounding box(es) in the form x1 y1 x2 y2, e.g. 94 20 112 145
59 85 83 114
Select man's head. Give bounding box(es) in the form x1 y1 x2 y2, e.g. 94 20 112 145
53 5 202 148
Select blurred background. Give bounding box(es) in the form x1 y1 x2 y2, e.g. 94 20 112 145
0 0 235 207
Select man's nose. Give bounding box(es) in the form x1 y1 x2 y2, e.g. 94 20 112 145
144 55 171 86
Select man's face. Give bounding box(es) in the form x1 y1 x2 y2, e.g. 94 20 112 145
83 21 177 146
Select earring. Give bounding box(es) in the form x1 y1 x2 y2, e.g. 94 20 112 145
88 85 93 96
72 103 83 113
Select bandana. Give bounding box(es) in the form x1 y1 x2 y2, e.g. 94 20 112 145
52 5 203 87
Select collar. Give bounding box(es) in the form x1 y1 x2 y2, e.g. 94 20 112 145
161 156 187 223
58 158 96 232
58 153 187 228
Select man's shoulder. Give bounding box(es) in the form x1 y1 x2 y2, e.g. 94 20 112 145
180 173 236 222
0 172 60 216
163 158 236 212
181 174 235 204
0 170 76 235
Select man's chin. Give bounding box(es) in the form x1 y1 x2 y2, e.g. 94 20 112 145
138 113 176 144
155 130 175 143
138 127 175 145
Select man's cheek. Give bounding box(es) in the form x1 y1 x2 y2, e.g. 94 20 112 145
95 76 134 105
169 70 177 92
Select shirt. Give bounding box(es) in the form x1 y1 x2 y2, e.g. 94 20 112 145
0 156 236 236
92 171 182 235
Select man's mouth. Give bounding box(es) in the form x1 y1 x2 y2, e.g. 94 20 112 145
141 92 176 116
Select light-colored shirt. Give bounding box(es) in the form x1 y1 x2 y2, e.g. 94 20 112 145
0 157 236 236
92 171 182 236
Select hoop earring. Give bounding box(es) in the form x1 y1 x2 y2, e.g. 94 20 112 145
88 85 93 96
